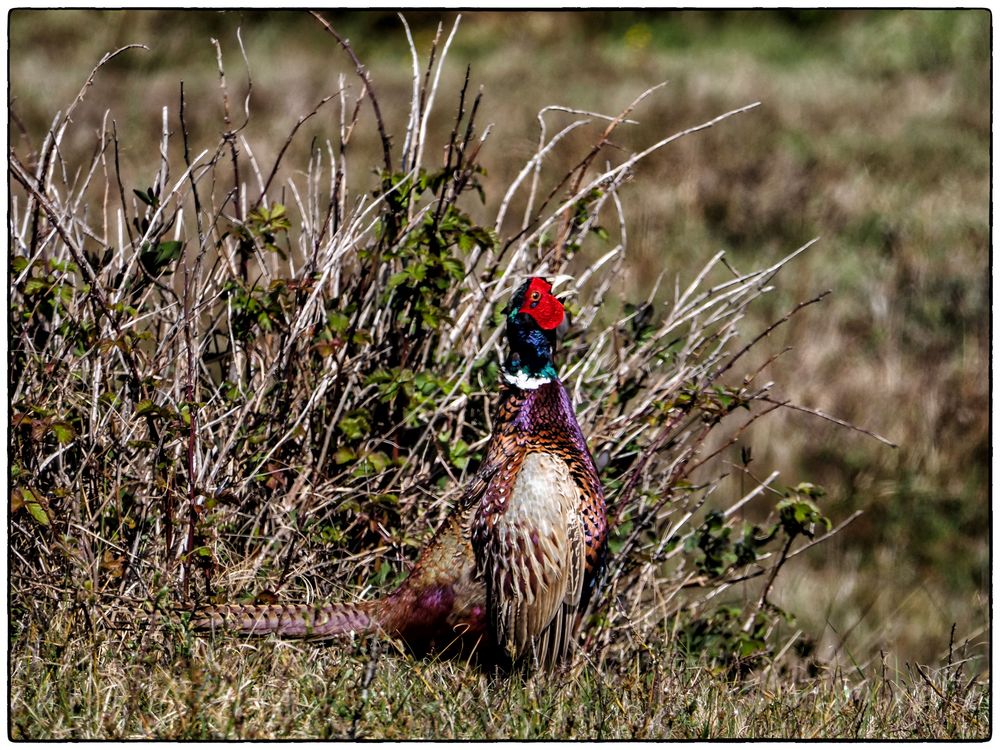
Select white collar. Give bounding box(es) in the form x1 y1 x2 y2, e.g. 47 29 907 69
501 370 553 390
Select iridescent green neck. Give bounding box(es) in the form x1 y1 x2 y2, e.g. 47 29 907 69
503 310 558 390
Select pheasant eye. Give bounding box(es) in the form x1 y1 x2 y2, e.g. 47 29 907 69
530 291 541 302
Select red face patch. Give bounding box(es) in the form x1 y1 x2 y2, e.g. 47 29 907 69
518 277 565 331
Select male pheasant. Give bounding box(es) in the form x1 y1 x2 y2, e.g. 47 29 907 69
192 277 607 669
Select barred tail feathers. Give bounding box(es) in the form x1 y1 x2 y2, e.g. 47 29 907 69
192 601 378 640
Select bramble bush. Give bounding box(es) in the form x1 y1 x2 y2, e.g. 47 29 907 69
11 14 859 676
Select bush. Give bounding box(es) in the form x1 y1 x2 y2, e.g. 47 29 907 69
10 14 852 677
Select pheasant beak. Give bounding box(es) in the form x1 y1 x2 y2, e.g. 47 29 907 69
547 274 576 301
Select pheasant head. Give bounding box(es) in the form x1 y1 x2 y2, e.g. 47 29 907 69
502 277 566 390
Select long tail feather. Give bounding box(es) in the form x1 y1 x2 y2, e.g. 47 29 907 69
191 601 378 640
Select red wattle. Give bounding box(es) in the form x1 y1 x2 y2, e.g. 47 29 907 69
519 278 565 331
529 296 565 330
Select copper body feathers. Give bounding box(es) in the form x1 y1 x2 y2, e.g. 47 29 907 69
470 380 607 668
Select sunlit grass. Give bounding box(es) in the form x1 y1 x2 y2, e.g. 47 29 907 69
10 616 989 740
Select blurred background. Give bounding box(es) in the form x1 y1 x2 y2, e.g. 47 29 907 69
9 9 989 668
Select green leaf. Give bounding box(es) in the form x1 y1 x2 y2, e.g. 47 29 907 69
366 452 391 473
409 263 427 282
139 240 184 277
12 256 29 274
387 270 410 290
333 447 356 465
777 496 830 539
337 413 370 441
27 500 50 526
327 311 350 334
792 482 825 499
449 439 471 470
23 279 47 295
608 518 634 555
18 488 50 527
136 400 158 417
48 421 75 444
48 259 78 274
133 188 155 206
441 256 464 279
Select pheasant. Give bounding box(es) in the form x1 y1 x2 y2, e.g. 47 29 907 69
192 277 607 669
470 277 607 668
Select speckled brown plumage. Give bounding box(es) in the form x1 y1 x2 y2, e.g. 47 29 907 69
471 378 608 668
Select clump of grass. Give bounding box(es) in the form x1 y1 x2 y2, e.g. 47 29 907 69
9 13 973 740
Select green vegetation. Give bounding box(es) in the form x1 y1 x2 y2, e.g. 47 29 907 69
9 9 988 739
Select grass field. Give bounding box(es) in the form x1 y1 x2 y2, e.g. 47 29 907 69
10 629 988 739
8 9 990 739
